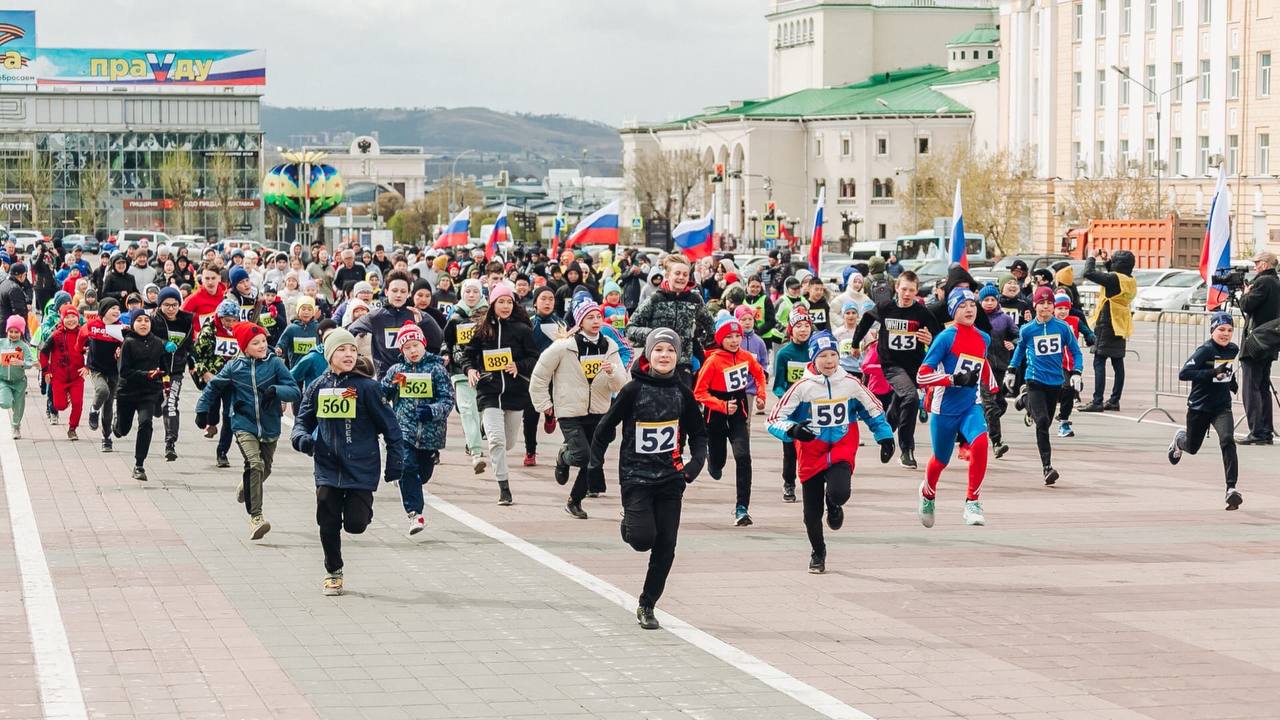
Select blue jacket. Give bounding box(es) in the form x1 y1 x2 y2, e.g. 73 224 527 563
1009 317 1084 388
290 345 328 390
277 318 319 368
379 353 454 450
291 369 404 491
195 354 300 440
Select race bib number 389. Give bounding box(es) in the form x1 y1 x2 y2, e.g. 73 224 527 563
635 420 679 454
317 388 356 419
482 348 514 372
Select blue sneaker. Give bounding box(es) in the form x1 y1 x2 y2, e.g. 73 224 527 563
1058 421 1074 438
734 505 752 527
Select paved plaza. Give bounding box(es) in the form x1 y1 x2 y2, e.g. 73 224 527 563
3 321 1280 720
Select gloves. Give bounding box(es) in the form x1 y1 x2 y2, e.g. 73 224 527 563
787 421 817 442
1069 372 1083 393
1003 372 1017 394
194 411 208 429
164 341 177 353
418 403 435 422
260 385 277 402
684 471 695 484
1084 335 1096 348
879 438 895 463
293 433 314 456
951 368 978 387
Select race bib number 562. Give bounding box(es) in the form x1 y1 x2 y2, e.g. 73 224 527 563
635 420 678 454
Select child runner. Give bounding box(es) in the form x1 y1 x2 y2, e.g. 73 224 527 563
1052 292 1088 438
83 298 123 451
191 299 244 467
1168 312 1243 510
443 279 489 473
588 328 707 630
114 311 170 481
380 322 454 534
291 328 404 596
195 322 300 539
0 316 36 438
771 307 813 502
767 331 894 573
1005 286 1083 486
278 295 320 368
979 283 1017 458
695 315 767 526
39 305 85 440
600 279 628 331
529 299 629 520
916 289 1000 527
832 300 863 377
152 286 195 461
291 319 339 392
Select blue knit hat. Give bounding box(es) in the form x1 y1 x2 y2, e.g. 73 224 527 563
808 331 839 362
1209 311 1234 330
215 298 240 319
947 288 978 318
157 286 182 305
977 282 999 301
228 266 249 287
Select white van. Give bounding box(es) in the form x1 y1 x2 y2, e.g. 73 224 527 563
116 230 173 249
850 240 896 261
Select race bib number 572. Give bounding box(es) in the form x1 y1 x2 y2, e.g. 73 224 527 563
635 420 679 454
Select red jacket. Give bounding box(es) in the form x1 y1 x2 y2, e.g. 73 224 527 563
39 324 86 383
183 285 226 331
694 348 766 416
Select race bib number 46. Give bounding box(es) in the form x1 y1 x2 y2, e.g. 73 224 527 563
482 348 514 372
723 363 750 392
635 420 678 454
580 354 604 381
1032 334 1063 356
214 336 238 358
317 388 356 419
400 373 434 398
811 397 849 428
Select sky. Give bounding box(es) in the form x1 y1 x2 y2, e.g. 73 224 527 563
17 0 767 126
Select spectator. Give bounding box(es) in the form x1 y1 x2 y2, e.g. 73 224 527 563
1238 251 1280 444
1078 249 1137 413
0 262 30 329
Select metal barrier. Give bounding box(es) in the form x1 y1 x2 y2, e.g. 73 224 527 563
1138 309 1247 426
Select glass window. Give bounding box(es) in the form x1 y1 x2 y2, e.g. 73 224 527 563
876 136 887 155
1200 60 1211 101
1173 137 1183 174
1073 141 1083 177
1122 0 1132 32
1073 2 1083 40
1231 56 1241 98
1097 69 1107 104
1120 67 1131 103
814 135 822 157
1145 64 1157 102
1146 138 1156 171
1198 135 1210 174
1200 0 1212 23
1147 0 1158 30
1096 140 1106 174
1228 134 1239 173
1261 52 1272 97
1120 139 1131 168
1174 0 1184 26
918 136 930 154
1173 62 1184 101
1097 0 1107 36
1259 133 1270 173
1074 71 1083 108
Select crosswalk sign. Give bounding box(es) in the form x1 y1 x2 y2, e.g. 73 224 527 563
763 220 779 240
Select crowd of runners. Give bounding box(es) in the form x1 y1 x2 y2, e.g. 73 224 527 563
0 236 1251 628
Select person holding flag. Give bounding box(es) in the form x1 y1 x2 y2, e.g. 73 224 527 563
485 206 510 262
672 197 715 261
566 200 620 249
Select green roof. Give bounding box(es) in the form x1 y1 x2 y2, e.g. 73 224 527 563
662 63 997 125
948 24 999 46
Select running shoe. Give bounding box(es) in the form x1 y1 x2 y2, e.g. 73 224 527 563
66 428 77 441
783 483 796 503
963 500 986 526
322 571 343 596
554 463 570 485
564 501 588 520
1168 430 1185 465
48 412 58 425
1058 421 1074 438
734 505 753 527
992 442 1010 459
472 456 487 475
249 514 271 540
523 453 536 467
408 512 426 535
808 551 826 574
900 448 917 470
131 466 147 482
10 426 18 440
826 504 843 531
498 486 513 506
1226 488 1243 511
918 482 936 528
1043 465 1058 486
1102 400 1121 411
165 443 177 461
637 605 660 630
101 438 112 452
88 411 99 431
216 453 230 468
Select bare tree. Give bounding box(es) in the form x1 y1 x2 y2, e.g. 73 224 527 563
77 161 109 234
15 152 52 234
897 145 1034 256
375 191 404 222
208 152 239 237
1061 163 1161 227
628 148 709 223
419 178 482 226
159 150 196 234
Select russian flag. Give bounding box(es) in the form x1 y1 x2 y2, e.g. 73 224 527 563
672 195 716 260
1200 165 1232 311
485 205 510 261
807 186 826 274
434 206 471 249
550 202 564 258
949 179 967 269
567 199 620 248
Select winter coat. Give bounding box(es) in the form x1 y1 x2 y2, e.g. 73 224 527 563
190 318 240 386
291 367 404 491
100 267 137 301
115 331 168 409
1180 339 1240 413
460 316 539 412
625 286 715 368
694 348 766 416
767 368 893 483
528 333 629 418
529 311 566 353
0 337 35 384
442 301 487 380
1242 268 1280 358
152 309 196 373
348 302 433 377
277 318 320 368
984 306 1018 372
588 361 708 486
0 275 29 327
195 354 300 439
289 345 329 391
38 323 85 384
182 285 226 331
379 353 454 450
259 299 288 349
771 341 811 398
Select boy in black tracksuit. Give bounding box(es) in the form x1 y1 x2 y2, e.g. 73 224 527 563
589 328 707 631
1168 312 1242 510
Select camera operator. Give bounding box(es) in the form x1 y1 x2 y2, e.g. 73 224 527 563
1079 248 1137 412
1238 251 1280 444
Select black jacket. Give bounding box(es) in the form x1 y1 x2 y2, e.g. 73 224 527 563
460 316 539 412
1241 268 1280 339
0 275 29 325
116 331 168 408
1179 339 1239 413
1083 256 1131 358
101 269 138 301
152 309 196 372
588 362 708 486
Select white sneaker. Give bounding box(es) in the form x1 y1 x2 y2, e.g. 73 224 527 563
249 514 271 540
917 480 935 528
408 512 426 535
472 456 487 474
963 500 986 526
11 426 19 439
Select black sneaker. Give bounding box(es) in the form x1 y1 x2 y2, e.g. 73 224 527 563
783 483 796 503
1078 401 1104 413
708 466 722 481
586 491 599 498
826 504 844 531
101 438 112 452
554 463 570 485
88 411 99 431
808 551 826 574
1168 430 1186 465
900 448 917 470
1043 465 1058 486
1102 400 1121 411
636 605 660 630
215 453 230 468
993 442 1010 459
131 466 148 482
498 486 513 506
564 501 588 519
1226 488 1243 511
164 443 177 462
1237 435 1274 445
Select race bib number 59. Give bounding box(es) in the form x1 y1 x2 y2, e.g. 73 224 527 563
635 420 679 454
812 397 848 428
317 388 356 419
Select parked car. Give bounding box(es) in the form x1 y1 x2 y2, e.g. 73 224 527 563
116 230 173 249
10 229 44 254
1132 270 1206 312
1078 267 1189 312
59 233 101 254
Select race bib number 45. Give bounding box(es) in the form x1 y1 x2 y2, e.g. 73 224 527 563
811 397 849 428
214 336 238 358
1032 334 1063 356
482 348 514 373
400 373 434 398
723 363 750 392
635 420 679 454
317 388 356 419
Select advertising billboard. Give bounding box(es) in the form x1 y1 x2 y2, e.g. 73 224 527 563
0 10 36 84
34 48 265 87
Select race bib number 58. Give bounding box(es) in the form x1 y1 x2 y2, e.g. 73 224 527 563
635 420 679 454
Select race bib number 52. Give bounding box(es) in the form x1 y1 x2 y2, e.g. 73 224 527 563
635 420 679 454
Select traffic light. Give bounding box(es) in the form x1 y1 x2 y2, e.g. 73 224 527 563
712 163 725 183
765 201 776 220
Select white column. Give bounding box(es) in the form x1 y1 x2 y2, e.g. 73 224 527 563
728 176 742 237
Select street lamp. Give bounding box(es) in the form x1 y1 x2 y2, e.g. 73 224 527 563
875 99 950 233
748 210 759 251
448 149 477 214
1111 65 1199 218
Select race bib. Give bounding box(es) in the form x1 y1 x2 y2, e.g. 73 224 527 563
1032 334 1062 356
635 420 679 454
214 336 238 358
167 330 186 346
317 388 357 419
723 362 750 392
579 354 605 381
838 338 853 356
610 314 627 330
292 336 316 355
885 319 917 351
0 350 23 366
238 305 254 322
199 313 213 327
955 353 984 376
786 361 806 384
482 347 513 372
563 297 573 314
1002 308 1020 323
437 302 454 318
811 397 849 428
383 327 400 348
455 323 475 345
400 373 434 398
1213 358 1234 382
810 308 827 326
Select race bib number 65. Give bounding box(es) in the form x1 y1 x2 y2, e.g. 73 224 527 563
635 420 679 454
317 388 356 419
1032 334 1063 356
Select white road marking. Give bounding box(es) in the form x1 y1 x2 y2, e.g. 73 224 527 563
0 411 88 720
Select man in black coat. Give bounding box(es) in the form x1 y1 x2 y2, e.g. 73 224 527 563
1238 251 1280 444
0 262 30 329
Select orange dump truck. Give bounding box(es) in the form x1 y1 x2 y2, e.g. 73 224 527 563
1063 216 1206 269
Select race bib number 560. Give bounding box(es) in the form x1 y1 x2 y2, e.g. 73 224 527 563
317 388 356 419
635 420 678 454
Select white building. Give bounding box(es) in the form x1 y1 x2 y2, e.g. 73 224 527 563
309 135 429 206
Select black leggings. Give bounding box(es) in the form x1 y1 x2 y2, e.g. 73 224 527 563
1055 382 1076 422
982 370 1007 444
781 440 796 486
560 414 605 503
1179 408 1239 487
707 409 752 508
316 486 374 574
802 462 852 557
621 477 685 608
113 396 157 466
522 405 539 455
1025 382 1057 467
1092 354 1125 404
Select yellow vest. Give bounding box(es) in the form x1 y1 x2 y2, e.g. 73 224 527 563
1090 273 1137 339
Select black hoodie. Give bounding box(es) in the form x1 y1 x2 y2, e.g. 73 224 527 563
589 360 708 486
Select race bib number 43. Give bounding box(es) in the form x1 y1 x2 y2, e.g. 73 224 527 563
811 397 849 428
400 373 434 398
885 318 917 351
482 348 514 372
317 388 356 419
635 420 678 454
1032 334 1063 356
723 363 750 392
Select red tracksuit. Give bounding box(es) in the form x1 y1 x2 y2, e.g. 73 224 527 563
40 324 87 429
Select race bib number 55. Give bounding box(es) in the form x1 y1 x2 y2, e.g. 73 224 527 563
723 363 750 392
635 420 679 454
317 388 356 419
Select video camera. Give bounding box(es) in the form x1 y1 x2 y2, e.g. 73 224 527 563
1211 267 1249 308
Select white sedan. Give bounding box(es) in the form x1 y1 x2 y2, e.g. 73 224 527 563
1131 270 1205 312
